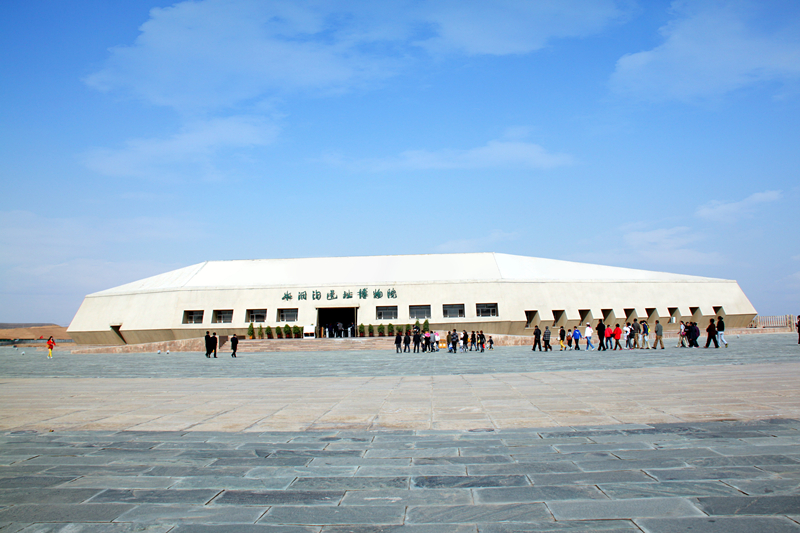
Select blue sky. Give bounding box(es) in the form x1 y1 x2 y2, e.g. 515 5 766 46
2 0 799 326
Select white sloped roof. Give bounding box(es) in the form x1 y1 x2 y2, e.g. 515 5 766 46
90 252 721 296
91 253 720 296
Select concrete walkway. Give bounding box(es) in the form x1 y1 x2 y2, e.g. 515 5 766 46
1 333 799 531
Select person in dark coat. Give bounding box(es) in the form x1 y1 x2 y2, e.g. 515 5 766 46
596 321 606 351
204 331 212 358
395 332 402 353
543 326 552 351
230 333 238 357
412 330 421 353
403 331 411 352
212 332 218 357
531 325 542 351
705 319 719 348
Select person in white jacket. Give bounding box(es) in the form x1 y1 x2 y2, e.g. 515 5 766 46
584 323 594 350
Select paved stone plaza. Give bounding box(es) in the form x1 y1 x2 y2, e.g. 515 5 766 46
1 333 799 531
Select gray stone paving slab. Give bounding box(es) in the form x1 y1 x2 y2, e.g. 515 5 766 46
339 488 472 506
574 458 687 472
598 480 744 499
58 476 178 489
636 516 800 532
726 479 800 495
289 477 408 491
14 525 173 533
323 526 476 533
0 503 134 522
170 526 319 533
0 488 100 504
170 476 295 490
479 521 640 532
354 465 467 476
246 467 358 478
87 488 220 504
466 462 581 475
308 458 410 467
695 495 800 515
473 485 608 503
644 466 774 481
0 477 76 489
528 470 655 485
406 503 551 523
411 475 529 489
683 454 799 467
412 456 514 465
259 505 405 525
213 490 343 506
548 497 705 520
114 504 267 524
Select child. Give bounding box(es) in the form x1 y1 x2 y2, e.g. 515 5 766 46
488 336 494 350
46 336 56 359
566 329 573 350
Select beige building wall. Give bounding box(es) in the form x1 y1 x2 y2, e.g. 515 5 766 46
68 253 756 346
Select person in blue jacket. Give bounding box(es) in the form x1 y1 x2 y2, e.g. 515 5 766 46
572 327 582 350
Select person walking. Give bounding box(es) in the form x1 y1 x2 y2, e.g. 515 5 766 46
543 326 552 351
479 331 486 352
451 330 459 353
470 331 477 351
559 326 566 351
677 321 687 348
212 332 218 357
461 331 469 353
632 319 641 349
613 324 623 350
653 320 664 349
46 336 55 358
230 333 238 357
641 321 650 349
566 329 573 350
532 325 542 351
596 321 606 351
624 323 632 349
395 331 402 353
412 330 421 353
705 319 719 348
403 331 411 352
434 331 440 351
585 323 594 350
716 316 728 348
204 331 212 358
572 327 582 350
604 324 613 349
796 315 800 345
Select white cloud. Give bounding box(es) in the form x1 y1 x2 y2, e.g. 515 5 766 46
82 116 278 180
86 0 629 111
610 1 800 101
436 230 519 253
339 139 573 172
695 190 782 222
621 226 722 265
419 0 629 55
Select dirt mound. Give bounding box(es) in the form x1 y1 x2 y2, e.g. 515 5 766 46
0 325 71 341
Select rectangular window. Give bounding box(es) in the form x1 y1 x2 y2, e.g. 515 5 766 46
278 308 298 322
212 310 233 323
182 310 204 324
376 306 398 320
409 305 431 319
247 309 267 323
476 303 498 317
442 304 465 318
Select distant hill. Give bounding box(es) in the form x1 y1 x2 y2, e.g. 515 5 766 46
0 323 59 329
0 325 71 340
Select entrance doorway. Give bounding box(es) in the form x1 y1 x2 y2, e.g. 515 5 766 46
317 307 358 338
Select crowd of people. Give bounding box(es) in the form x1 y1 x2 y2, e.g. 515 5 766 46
531 316 730 351
394 327 494 353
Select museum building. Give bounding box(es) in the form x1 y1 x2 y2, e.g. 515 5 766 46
67 252 757 345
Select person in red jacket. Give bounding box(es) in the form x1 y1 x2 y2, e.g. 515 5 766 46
613 324 623 351
46 336 56 359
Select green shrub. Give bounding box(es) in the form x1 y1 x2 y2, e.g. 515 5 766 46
358 323 365 335
275 326 282 338
265 325 272 338
284 324 291 337
247 322 255 339
377 324 385 335
422 319 430 332
368 324 374 336
292 325 301 338
257 324 263 339
387 323 394 335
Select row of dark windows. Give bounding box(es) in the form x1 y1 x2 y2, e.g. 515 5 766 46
182 303 499 324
